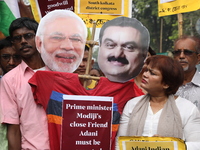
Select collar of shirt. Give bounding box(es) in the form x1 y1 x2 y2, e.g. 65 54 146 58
191 69 200 87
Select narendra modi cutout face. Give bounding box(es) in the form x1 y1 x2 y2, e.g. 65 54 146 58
36 10 87 73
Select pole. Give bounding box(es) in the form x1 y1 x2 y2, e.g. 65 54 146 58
160 17 163 53
83 22 97 88
177 13 183 37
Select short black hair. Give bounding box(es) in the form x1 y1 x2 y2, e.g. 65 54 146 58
0 36 12 50
85 45 90 51
9 17 38 37
148 46 156 55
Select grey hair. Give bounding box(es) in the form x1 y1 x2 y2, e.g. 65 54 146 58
36 9 87 39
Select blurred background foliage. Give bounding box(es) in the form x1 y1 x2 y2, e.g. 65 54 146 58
131 0 200 53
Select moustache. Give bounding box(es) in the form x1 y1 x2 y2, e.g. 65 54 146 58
179 60 188 63
54 50 79 58
20 45 32 51
108 56 129 64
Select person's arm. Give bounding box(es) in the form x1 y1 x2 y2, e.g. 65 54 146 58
7 124 21 150
184 106 200 150
117 105 130 137
115 99 135 150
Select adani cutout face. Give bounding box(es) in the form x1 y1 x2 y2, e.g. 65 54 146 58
98 17 150 83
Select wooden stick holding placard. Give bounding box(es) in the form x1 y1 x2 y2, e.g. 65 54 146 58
78 21 100 88
86 21 97 75
177 13 183 37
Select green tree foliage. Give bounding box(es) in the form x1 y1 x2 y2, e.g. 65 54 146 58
183 10 200 37
132 0 200 53
92 46 99 62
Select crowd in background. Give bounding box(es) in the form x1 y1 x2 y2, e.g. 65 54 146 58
0 9 200 150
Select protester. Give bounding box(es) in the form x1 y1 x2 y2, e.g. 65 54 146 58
134 46 156 94
173 35 200 110
87 67 107 90
117 55 200 149
73 45 98 89
74 45 93 75
0 17 48 150
29 12 146 150
98 17 149 83
0 36 21 150
0 37 21 75
34 9 87 150
89 68 104 77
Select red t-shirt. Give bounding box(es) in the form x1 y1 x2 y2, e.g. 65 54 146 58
29 71 144 150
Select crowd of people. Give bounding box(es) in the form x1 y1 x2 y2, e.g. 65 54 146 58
0 9 200 150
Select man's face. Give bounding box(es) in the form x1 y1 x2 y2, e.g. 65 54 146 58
98 26 145 82
11 27 37 58
173 38 200 72
36 18 86 73
0 47 21 74
74 51 90 75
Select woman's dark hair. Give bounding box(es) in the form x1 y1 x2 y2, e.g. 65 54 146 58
145 55 184 95
90 68 105 77
148 46 156 55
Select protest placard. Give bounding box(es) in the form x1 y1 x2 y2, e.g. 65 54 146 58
29 0 74 21
118 136 186 150
158 0 200 17
61 95 113 150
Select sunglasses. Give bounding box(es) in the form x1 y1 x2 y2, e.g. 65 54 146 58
172 49 198 56
11 33 35 43
1 54 21 62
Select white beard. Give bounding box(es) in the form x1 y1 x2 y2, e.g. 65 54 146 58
183 65 189 71
40 45 82 73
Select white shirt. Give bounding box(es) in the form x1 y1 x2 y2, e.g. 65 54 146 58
117 95 200 150
143 103 161 136
175 70 200 110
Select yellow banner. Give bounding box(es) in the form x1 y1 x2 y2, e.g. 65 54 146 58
75 0 131 28
30 0 131 28
79 0 122 15
29 0 40 23
126 141 176 150
118 136 186 150
158 0 200 17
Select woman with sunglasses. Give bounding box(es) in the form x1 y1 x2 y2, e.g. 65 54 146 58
116 55 200 150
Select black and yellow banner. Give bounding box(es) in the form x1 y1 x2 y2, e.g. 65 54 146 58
158 0 200 17
118 136 186 150
75 0 131 28
29 0 131 28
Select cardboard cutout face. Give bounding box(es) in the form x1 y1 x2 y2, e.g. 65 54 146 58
98 17 150 83
36 10 87 73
